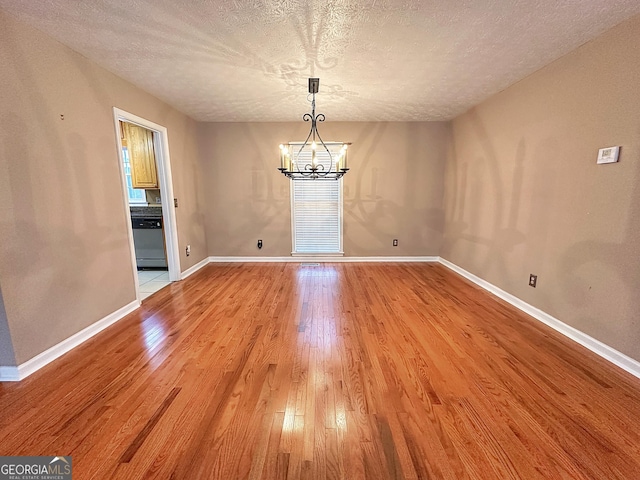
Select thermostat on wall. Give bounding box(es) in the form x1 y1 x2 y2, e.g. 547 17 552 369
597 146 620 164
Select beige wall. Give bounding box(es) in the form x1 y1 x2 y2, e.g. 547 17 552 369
0 11 207 364
443 16 640 360
198 122 449 257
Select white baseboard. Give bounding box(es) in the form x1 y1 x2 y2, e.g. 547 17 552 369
181 257 210 279
1 300 140 382
438 257 640 380
208 256 439 263
0 366 20 381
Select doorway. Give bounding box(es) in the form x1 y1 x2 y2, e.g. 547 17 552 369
113 108 181 302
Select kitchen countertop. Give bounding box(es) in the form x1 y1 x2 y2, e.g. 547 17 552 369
130 206 163 218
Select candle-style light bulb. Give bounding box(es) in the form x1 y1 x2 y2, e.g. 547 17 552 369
342 144 348 169
283 147 290 171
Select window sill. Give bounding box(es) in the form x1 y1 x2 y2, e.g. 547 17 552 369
291 252 344 257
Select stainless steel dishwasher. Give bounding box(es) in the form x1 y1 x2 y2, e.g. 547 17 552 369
131 217 168 268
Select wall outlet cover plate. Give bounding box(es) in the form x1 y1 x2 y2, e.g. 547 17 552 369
597 146 620 164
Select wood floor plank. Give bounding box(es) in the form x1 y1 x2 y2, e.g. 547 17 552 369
1 263 640 479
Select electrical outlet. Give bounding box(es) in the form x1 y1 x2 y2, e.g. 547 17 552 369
529 274 537 288
257 239 263 249
174 198 178 208
393 239 398 247
186 244 191 257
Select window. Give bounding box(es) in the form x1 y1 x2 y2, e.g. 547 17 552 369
122 146 146 204
290 145 343 255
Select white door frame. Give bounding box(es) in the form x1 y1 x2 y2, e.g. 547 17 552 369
112 108 181 302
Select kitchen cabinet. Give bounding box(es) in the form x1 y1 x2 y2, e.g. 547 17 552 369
121 122 158 189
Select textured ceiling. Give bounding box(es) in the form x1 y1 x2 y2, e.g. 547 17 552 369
2 1 639 121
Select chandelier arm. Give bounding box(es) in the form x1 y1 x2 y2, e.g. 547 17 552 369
293 125 315 173
311 124 334 177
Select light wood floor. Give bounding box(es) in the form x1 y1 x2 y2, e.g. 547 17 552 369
1 263 640 479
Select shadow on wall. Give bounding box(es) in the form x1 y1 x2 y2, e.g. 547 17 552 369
343 123 444 254
444 107 640 356
204 121 446 256
209 123 291 255
444 108 529 276
345 123 392 251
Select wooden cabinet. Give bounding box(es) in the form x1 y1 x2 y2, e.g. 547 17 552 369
121 122 158 189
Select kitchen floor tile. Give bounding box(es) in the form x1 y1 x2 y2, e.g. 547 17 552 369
138 274 156 284
139 280 170 294
138 270 167 282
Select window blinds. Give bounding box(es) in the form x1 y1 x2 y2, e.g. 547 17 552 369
291 146 342 254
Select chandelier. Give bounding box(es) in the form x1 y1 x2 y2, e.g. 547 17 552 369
278 78 349 180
